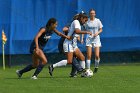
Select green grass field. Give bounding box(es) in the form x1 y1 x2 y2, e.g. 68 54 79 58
0 63 140 93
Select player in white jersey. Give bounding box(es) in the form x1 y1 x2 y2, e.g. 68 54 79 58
63 13 91 74
48 14 89 77
85 9 103 73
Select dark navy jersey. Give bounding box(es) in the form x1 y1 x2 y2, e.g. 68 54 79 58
58 32 68 53
58 37 65 53
30 27 53 54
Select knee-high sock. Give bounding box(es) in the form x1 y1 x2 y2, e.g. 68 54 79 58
95 59 100 68
19 64 35 75
80 61 85 69
53 60 67 68
86 60 91 69
33 64 45 77
72 57 83 72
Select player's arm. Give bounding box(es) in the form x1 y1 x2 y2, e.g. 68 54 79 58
98 28 103 34
77 36 81 42
54 29 71 40
75 28 92 35
94 28 102 37
81 24 87 43
94 19 103 37
81 34 84 44
34 28 46 50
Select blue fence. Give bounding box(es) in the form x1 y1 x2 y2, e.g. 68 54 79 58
0 0 140 54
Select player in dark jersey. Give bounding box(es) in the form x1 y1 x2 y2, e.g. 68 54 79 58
16 18 69 79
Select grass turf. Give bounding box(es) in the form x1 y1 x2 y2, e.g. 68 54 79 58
0 63 140 93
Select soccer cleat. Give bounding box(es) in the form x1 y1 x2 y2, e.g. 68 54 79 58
48 65 54 76
93 68 98 73
78 69 86 74
81 72 85 77
70 67 77 77
69 74 77 78
16 70 22 78
31 76 38 79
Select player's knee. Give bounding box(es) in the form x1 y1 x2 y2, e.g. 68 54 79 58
87 55 91 60
80 55 85 61
34 50 40 55
95 56 100 60
42 60 47 65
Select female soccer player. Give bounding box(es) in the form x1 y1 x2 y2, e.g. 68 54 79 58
48 14 87 77
85 9 103 73
63 13 92 74
16 18 69 79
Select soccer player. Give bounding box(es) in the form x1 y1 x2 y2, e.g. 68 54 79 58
48 14 87 77
85 9 103 73
16 18 69 79
63 13 92 74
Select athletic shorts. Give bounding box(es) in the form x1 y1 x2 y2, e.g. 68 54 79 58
63 43 74 52
86 42 101 48
30 41 44 54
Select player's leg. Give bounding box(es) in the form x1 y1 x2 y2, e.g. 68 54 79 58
70 48 86 77
93 46 100 73
70 48 84 74
70 62 77 77
74 48 85 69
16 54 38 78
48 59 67 76
86 46 92 69
32 49 47 79
48 43 73 76
53 60 67 68
71 56 84 73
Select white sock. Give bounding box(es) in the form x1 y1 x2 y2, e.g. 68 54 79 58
53 60 67 68
80 61 85 69
86 60 91 69
95 59 100 68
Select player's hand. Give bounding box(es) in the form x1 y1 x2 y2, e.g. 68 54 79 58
66 36 71 40
63 27 69 32
93 32 99 37
87 32 92 35
81 39 84 44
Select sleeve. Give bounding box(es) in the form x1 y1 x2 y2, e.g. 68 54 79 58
83 23 88 30
73 20 81 29
98 19 103 28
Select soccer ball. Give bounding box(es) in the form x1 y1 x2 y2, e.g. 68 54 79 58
82 69 93 77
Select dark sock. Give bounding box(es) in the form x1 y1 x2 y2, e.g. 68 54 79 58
70 64 77 76
94 68 98 73
19 64 35 74
33 64 45 77
72 57 83 72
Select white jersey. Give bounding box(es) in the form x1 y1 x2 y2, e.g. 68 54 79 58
72 34 79 50
85 18 103 47
63 20 81 52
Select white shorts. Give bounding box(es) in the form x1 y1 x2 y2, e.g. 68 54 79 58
86 42 101 48
63 43 74 52
73 46 78 51
86 36 101 48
